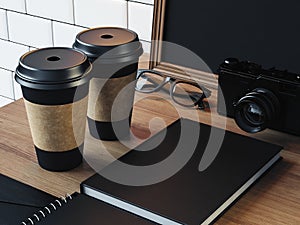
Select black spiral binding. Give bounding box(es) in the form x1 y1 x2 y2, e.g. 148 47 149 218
21 194 73 225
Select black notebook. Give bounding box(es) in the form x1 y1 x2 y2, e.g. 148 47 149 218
21 192 157 225
81 118 283 225
0 174 156 225
0 173 56 225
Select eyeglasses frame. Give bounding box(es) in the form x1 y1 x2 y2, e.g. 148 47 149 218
135 69 211 109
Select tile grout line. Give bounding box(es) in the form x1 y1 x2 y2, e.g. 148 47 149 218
0 94 14 101
140 39 151 43
50 20 55 46
72 0 76 25
0 67 14 73
5 10 10 40
24 0 28 13
0 37 34 50
126 0 129 29
128 0 153 6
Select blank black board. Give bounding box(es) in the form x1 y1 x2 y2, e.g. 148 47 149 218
162 0 300 74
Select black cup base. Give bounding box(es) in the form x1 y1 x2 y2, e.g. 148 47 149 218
87 117 131 141
35 145 83 172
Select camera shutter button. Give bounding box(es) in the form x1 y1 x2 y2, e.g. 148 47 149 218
224 58 239 65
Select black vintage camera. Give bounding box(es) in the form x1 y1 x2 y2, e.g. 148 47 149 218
217 58 300 135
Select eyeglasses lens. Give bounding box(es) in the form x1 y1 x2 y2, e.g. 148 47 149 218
136 72 165 92
172 83 204 107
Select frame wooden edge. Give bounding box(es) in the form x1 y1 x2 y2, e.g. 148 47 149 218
150 0 166 69
155 62 218 89
149 0 218 90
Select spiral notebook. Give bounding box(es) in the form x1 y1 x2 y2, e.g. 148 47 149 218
0 174 156 225
21 192 157 225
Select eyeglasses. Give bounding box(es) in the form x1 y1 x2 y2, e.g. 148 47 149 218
135 69 211 110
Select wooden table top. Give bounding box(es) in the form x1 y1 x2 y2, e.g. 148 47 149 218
0 62 300 224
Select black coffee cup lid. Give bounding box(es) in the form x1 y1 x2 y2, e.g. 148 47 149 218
73 27 143 63
15 47 91 90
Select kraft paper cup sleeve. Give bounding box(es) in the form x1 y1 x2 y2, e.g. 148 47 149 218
88 73 136 122
24 97 88 152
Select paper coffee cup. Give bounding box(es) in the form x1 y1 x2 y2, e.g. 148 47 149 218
73 27 143 140
15 47 91 171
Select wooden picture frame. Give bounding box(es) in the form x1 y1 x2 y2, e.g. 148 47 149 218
149 0 218 89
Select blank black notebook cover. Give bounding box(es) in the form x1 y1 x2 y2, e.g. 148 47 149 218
32 193 156 225
0 173 56 225
81 118 283 225
0 175 156 225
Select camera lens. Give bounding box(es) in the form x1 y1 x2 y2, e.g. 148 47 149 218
242 103 265 125
234 88 280 133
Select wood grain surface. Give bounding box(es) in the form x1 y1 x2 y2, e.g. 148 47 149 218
0 56 299 224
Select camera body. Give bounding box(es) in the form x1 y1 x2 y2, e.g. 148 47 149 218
217 58 300 135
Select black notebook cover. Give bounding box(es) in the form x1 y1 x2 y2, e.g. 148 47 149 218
0 173 56 225
23 193 157 225
81 118 283 225
1 174 157 225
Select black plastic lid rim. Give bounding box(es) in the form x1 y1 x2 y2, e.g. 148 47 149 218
73 40 143 56
16 65 92 90
73 27 144 62
15 47 92 90
15 73 91 90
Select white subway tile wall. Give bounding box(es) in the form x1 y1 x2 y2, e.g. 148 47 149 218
0 39 29 71
0 0 26 13
0 0 154 107
53 22 86 47
0 96 13 107
128 1 153 41
26 0 75 24
0 9 8 40
0 69 14 99
140 40 151 54
74 0 127 28
13 79 23 100
7 11 53 48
